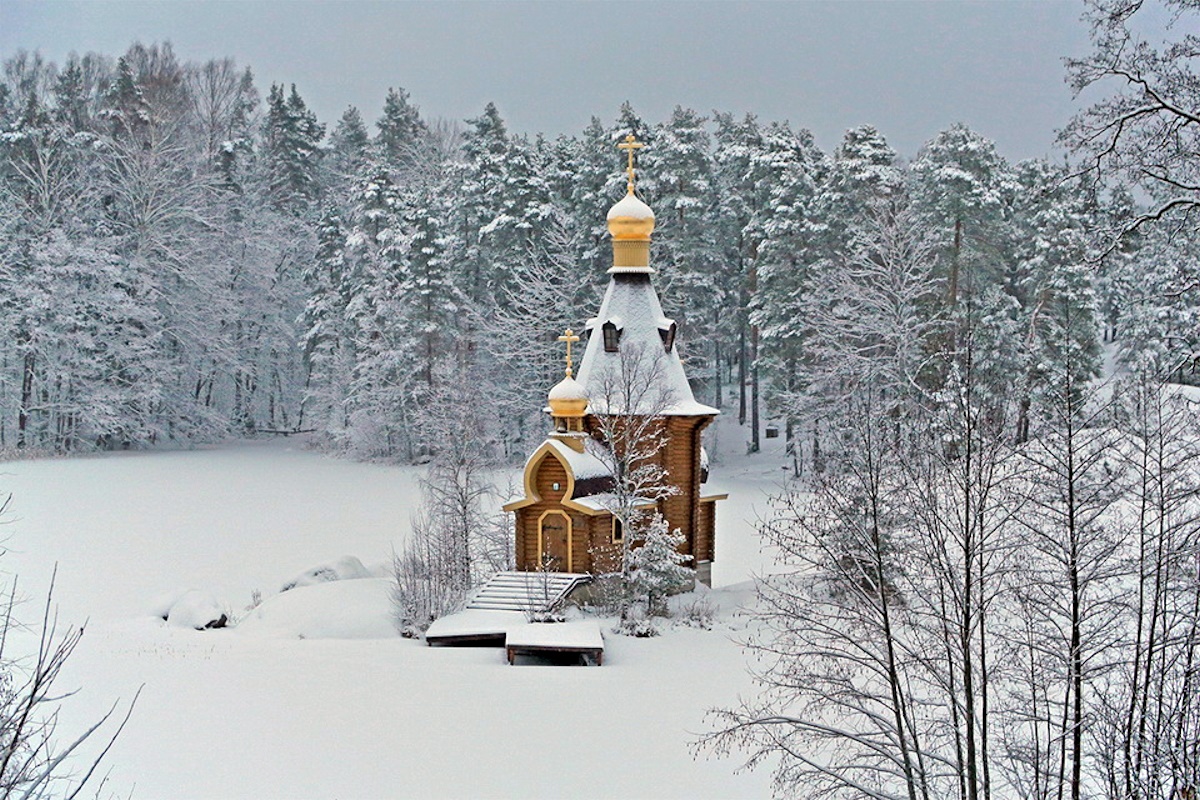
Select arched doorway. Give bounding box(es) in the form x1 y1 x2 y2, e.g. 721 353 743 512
537 510 572 572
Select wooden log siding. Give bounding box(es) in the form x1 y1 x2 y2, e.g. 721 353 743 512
589 524 622 574
577 413 715 566
515 412 716 577
534 455 568 502
518 508 596 573
659 416 713 562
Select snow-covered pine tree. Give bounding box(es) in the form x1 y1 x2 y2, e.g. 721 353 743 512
610 100 652 150
300 205 355 442
642 106 722 405
909 124 1016 312
745 121 827 454
374 86 427 172
394 184 460 416
326 105 371 190
1007 159 1101 441
626 512 692 622
341 167 414 457
544 117 615 277
479 206 603 457
261 83 325 214
712 111 763 425
100 56 150 143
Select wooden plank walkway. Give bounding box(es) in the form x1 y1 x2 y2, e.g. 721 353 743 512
505 620 605 666
425 572 592 646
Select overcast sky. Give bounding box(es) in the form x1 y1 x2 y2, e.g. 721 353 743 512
0 1 1094 161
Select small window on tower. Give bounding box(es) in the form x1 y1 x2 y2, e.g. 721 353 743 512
602 321 621 352
611 517 624 544
659 322 677 353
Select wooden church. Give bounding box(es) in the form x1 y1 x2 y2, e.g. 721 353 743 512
502 137 725 586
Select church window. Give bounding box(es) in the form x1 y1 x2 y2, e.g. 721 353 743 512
602 321 621 352
659 322 677 352
611 517 624 543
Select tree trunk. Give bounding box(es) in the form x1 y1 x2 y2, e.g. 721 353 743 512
749 324 760 453
738 325 747 425
18 351 35 449
949 217 962 306
713 317 722 409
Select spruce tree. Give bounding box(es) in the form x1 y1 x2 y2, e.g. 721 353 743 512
375 86 427 170
261 83 325 213
642 106 721 401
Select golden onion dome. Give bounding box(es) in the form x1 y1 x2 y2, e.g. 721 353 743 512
606 191 655 241
548 375 588 417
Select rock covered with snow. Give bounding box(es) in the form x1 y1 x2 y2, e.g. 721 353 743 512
280 555 371 592
164 590 228 630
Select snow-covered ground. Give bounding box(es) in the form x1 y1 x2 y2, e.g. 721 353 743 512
0 410 787 798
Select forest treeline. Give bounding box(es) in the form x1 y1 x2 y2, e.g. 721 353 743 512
0 41 1190 462
3 3 1199 796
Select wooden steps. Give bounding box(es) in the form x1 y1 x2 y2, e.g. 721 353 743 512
465 571 591 613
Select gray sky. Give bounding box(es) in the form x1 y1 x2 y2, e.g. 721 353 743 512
0 1 1093 161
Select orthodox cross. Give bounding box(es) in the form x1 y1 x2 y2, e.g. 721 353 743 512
557 328 580 378
617 134 644 193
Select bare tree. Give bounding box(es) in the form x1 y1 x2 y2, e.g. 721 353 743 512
0 495 137 798
1094 377 1200 800
477 206 601 457
702 218 1029 800
700 388 939 800
1062 0 1200 247
585 341 689 628
1001 372 1126 800
391 362 511 635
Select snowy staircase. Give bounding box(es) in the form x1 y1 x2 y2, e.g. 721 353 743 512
465 571 591 613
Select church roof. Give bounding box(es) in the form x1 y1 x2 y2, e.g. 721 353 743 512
503 437 618 514
574 273 718 417
531 437 612 483
571 492 657 513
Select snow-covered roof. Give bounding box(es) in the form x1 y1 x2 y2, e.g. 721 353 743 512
522 437 613 482
571 492 657 512
699 480 731 502
574 273 718 417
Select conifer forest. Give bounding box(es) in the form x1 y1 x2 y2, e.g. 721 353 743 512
2 0 1200 796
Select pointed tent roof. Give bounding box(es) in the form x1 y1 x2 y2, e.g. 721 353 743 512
574 274 717 417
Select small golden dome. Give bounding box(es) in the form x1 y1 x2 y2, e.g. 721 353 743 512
548 375 588 417
606 191 655 241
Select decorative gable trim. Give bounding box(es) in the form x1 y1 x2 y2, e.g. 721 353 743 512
501 440 618 517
